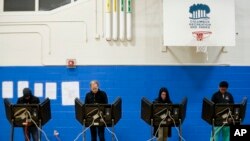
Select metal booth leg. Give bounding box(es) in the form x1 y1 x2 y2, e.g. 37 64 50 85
150 119 154 139
179 119 182 141
112 119 115 141
212 118 215 141
83 119 86 141
38 120 41 141
10 120 14 141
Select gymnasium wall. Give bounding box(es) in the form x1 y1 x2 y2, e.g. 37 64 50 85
1 0 250 141
0 0 250 66
0 66 250 141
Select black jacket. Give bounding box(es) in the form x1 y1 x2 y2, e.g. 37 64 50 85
85 89 108 104
17 95 40 104
153 87 172 137
211 91 234 104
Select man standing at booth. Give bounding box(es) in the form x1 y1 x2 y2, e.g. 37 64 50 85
17 88 40 141
210 81 234 141
85 80 108 141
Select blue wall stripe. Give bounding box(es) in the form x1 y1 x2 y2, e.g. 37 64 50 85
0 66 249 141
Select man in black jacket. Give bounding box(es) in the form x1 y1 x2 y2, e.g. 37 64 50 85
210 81 234 141
85 80 108 141
211 81 234 104
17 88 40 141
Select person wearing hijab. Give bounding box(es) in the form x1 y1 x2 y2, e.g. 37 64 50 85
17 88 40 141
154 87 172 141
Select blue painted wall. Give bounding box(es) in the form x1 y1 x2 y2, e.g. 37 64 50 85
0 66 249 141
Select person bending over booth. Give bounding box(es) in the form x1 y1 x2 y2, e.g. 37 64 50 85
154 87 172 141
17 88 40 141
210 81 234 141
85 80 108 141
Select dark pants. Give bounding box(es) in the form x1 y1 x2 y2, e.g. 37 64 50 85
23 126 38 141
90 126 105 141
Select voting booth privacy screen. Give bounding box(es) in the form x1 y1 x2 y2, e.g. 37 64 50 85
202 97 248 126
163 0 235 46
74 97 122 127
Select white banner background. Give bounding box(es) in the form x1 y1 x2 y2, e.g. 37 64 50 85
163 0 235 47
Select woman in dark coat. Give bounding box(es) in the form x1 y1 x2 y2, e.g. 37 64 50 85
153 87 172 141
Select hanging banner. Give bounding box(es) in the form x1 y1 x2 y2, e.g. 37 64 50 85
163 0 235 47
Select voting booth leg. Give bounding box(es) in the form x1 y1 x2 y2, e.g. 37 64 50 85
38 120 41 141
212 119 215 141
10 121 14 141
112 119 115 141
82 126 86 141
179 119 182 141
150 119 154 139
83 120 86 141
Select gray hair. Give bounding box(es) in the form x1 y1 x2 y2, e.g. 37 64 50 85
90 80 99 86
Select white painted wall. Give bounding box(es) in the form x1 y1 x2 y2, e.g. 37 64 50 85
0 0 250 66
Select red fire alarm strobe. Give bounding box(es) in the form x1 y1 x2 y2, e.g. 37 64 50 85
67 59 76 68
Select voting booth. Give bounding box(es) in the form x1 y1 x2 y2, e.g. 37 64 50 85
202 97 247 141
75 97 122 141
141 97 188 141
3 98 51 141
